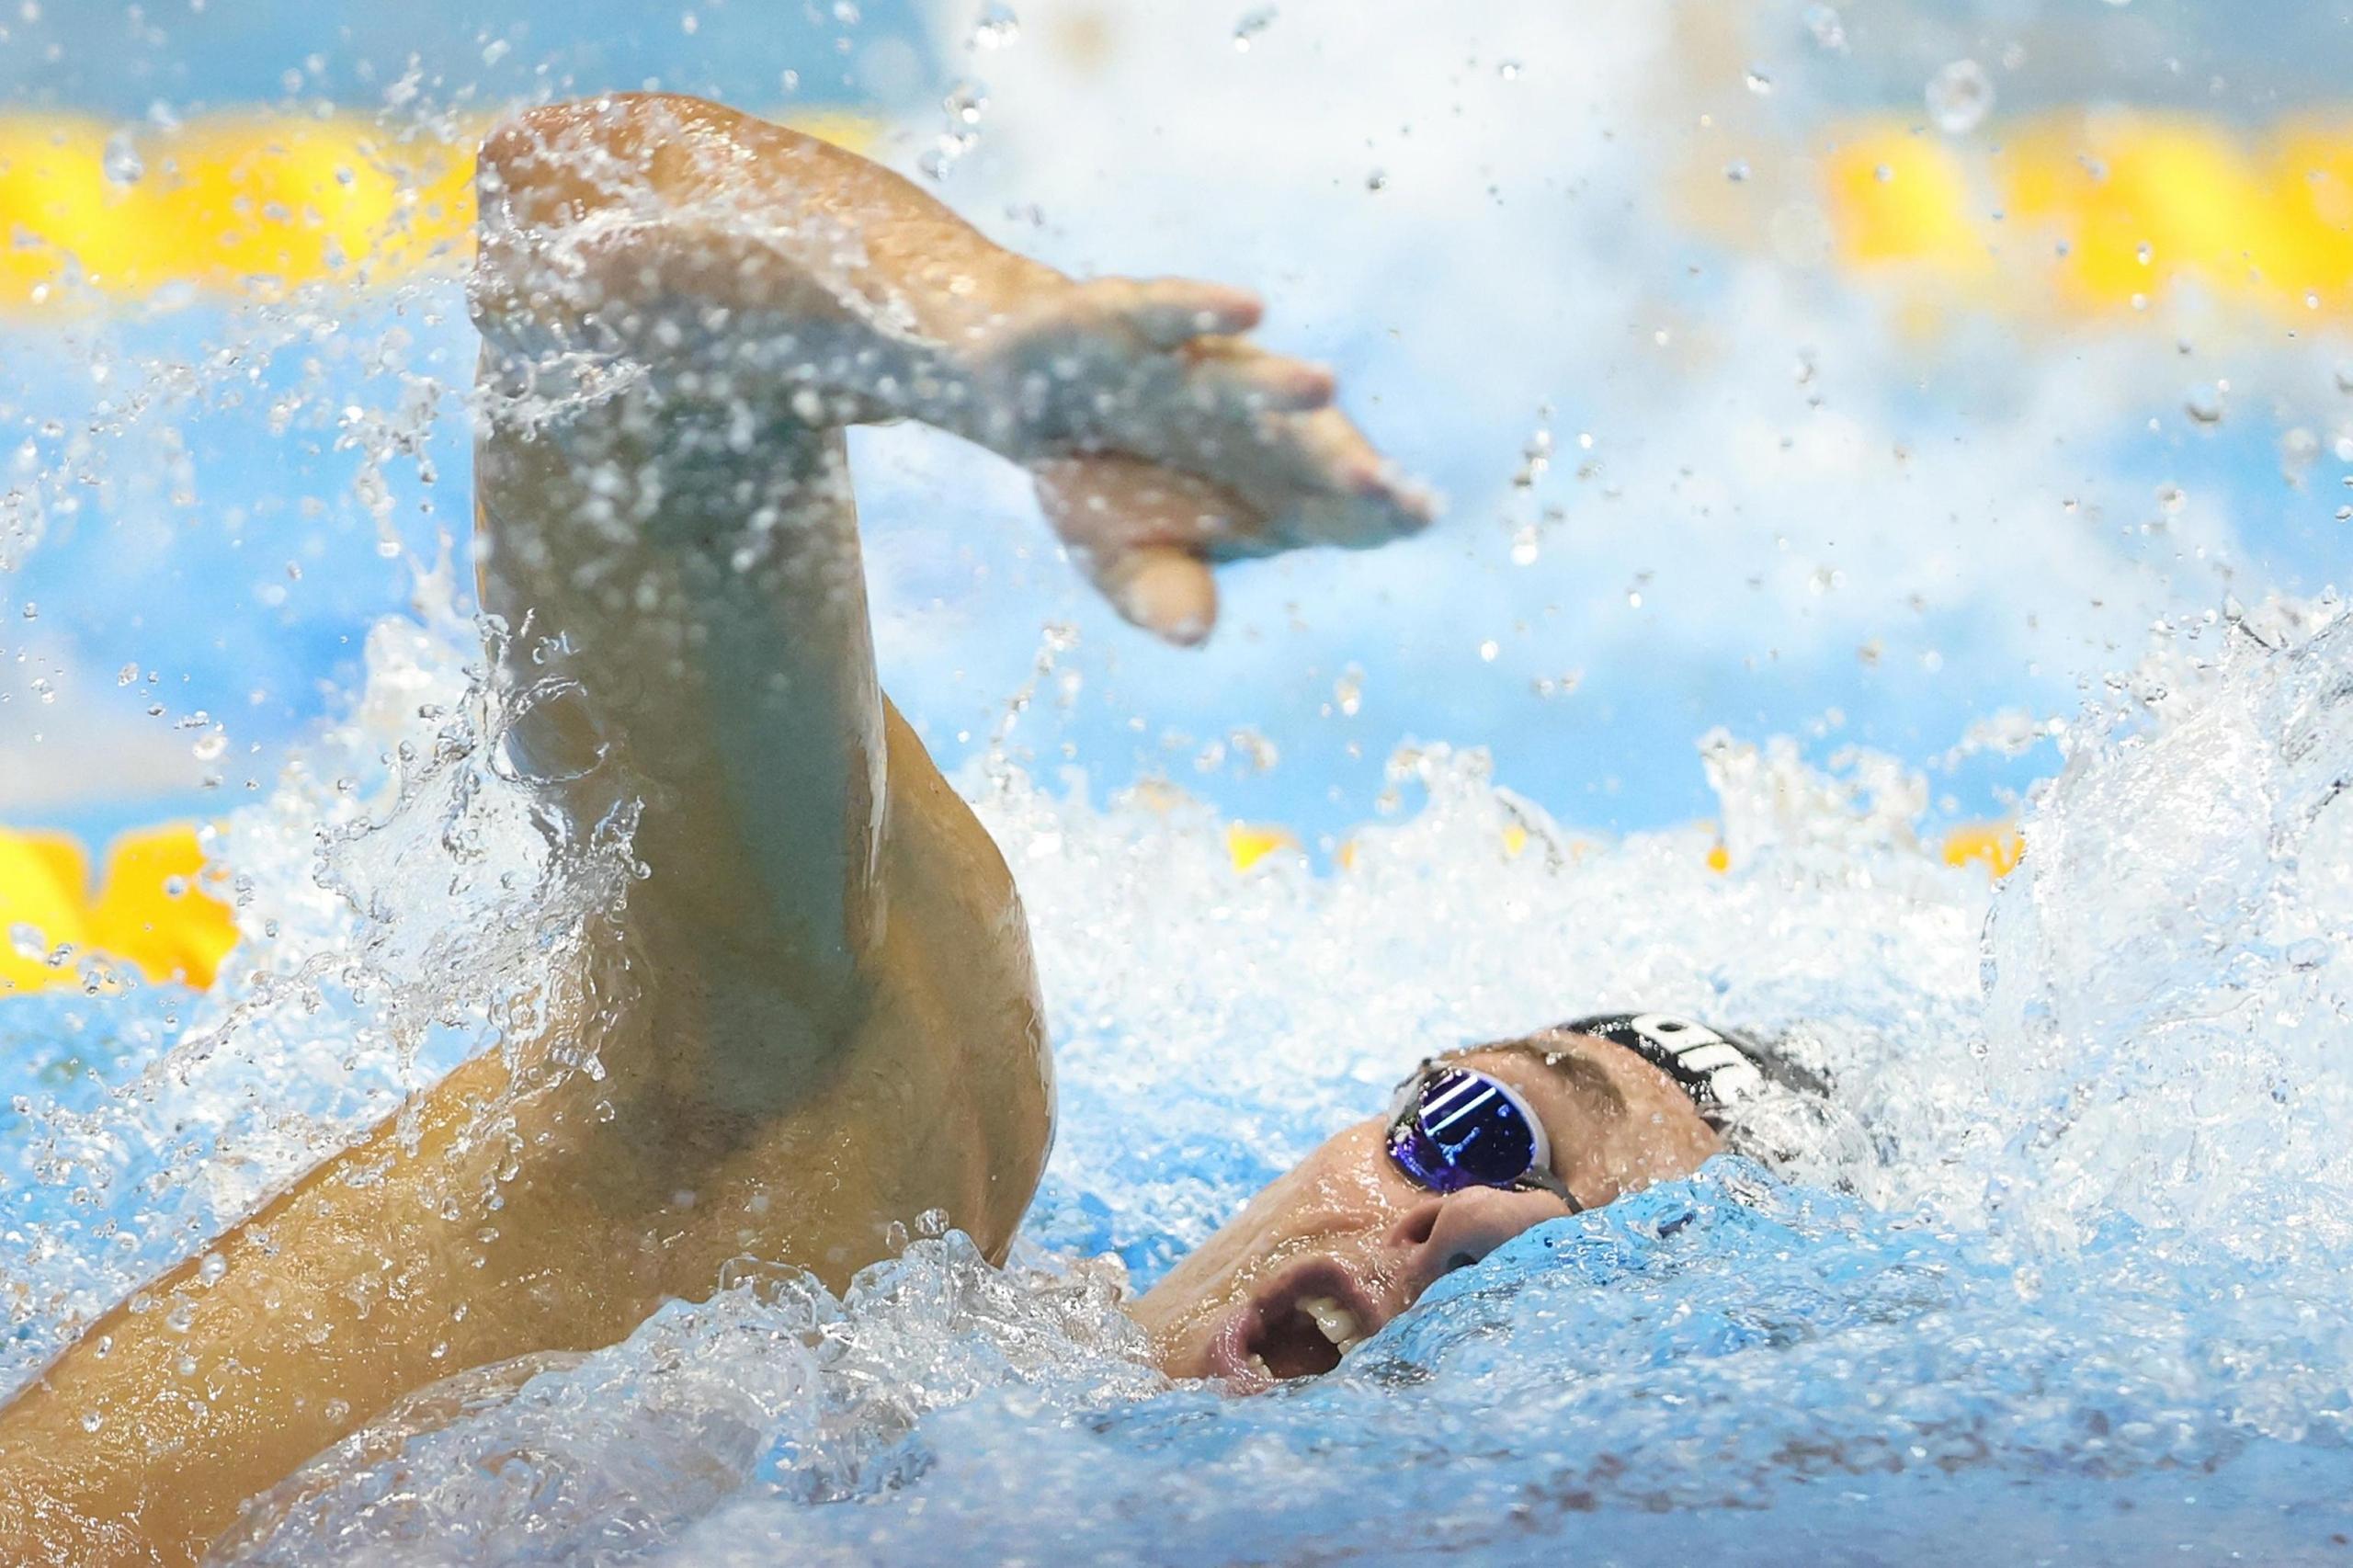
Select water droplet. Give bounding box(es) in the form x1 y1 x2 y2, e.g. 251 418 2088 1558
198 1252 227 1287
1745 67 1773 95
2155 483 2186 516
1365 168 1388 192
80 1411 103 1434
919 80 989 179
1232 6 1276 50
1723 160 1750 183
969 1 1018 49
2333 361 2353 394
1334 666 1364 717
1802 3 1847 51
101 128 143 186
2337 506 2352 522
1925 59 1992 134
2184 384 2225 426
1478 640 1499 663
1496 60 1521 81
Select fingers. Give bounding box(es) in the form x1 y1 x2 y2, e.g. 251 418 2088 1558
1072 276 1263 349
1200 407 1440 552
1034 456 1241 645
1092 545 1219 646
1187 342 1336 414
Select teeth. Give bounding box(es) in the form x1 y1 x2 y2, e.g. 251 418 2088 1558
1300 1294 1361 1349
1249 1352 1272 1378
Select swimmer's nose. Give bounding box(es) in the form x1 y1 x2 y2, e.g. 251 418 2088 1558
1387 1185 1572 1299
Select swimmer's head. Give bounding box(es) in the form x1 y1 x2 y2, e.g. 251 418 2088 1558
1129 1025 1723 1392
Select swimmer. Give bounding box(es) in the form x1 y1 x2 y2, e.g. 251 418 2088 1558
0 94 1776 1564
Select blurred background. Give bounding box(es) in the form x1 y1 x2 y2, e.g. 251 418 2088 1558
2 0 2350 972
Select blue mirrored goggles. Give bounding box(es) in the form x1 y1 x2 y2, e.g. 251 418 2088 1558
1384 1063 1581 1211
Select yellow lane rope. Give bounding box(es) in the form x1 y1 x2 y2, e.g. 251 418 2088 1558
0 108 2345 314
0 110 878 308
0 824 235 993
1811 110 2353 320
0 813 2018 996
1224 818 2022 878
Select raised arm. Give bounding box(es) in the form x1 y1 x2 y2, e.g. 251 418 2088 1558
0 95 1432 1567
469 92 1432 1024
474 94 1433 640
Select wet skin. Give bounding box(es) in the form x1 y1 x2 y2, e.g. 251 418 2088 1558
0 94 1428 1565
1132 1032 1724 1391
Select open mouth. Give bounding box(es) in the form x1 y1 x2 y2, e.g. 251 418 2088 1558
1212 1262 1382 1392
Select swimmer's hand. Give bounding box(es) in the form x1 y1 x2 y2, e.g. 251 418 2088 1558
962 279 1438 645
469 94 1432 644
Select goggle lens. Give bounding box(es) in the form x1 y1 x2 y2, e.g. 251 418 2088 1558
1385 1065 1549 1195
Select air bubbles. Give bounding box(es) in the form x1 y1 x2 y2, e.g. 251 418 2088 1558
1802 3 1847 51
2334 361 2353 395
1724 159 1751 182
1365 168 1388 192
1925 60 1992 134
1232 6 1276 51
1496 60 1522 81
1745 67 1773 95
2184 383 2226 426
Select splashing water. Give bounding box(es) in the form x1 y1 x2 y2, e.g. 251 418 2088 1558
11 583 2353 1562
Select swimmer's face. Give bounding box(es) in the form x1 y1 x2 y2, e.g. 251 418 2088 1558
1128 1032 1722 1392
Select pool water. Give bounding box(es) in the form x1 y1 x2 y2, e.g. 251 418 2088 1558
10 1 2353 1562
9 587 2353 1563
